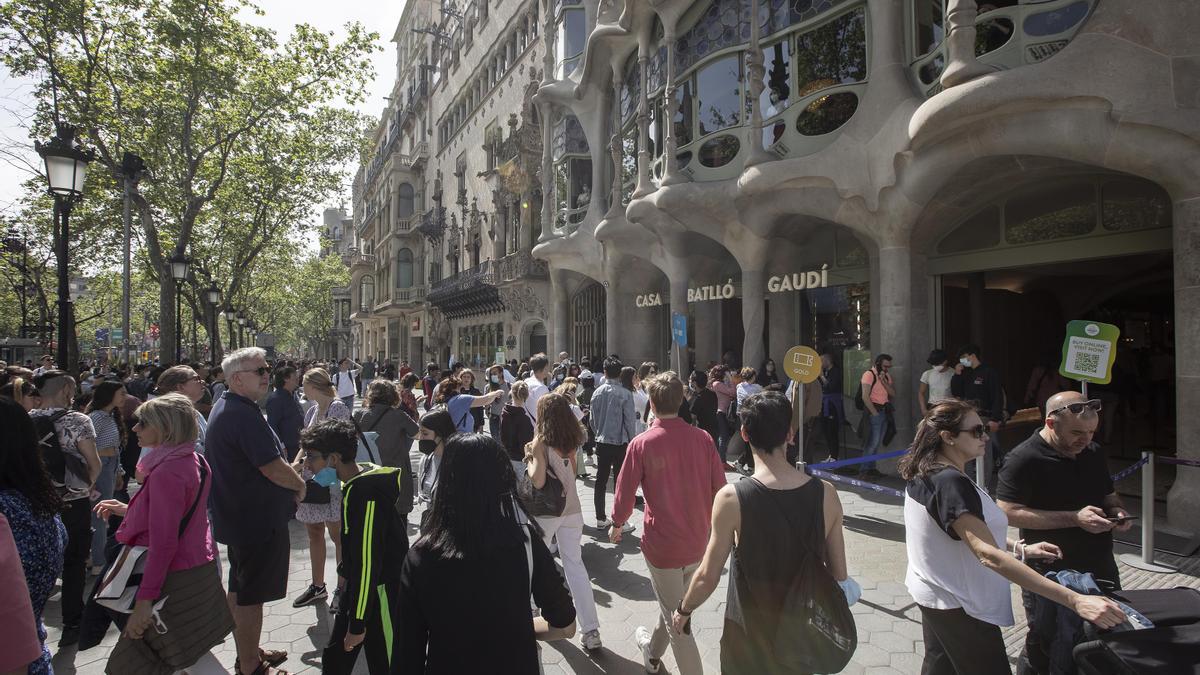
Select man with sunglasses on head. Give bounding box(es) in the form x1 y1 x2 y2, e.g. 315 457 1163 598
996 390 1131 675
207 347 306 675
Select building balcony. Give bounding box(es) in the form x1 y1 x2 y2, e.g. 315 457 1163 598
393 216 416 237
492 250 549 284
350 303 373 322
427 263 504 319
407 142 429 171
343 250 376 270
372 285 427 314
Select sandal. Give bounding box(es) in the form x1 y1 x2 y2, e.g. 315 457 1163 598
235 648 288 674
237 662 289 675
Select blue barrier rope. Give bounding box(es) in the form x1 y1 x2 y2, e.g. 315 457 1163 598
1110 455 1151 482
807 449 909 471
810 468 904 499
1157 456 1200 468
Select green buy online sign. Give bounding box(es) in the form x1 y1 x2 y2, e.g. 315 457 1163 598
1059 320 1120 385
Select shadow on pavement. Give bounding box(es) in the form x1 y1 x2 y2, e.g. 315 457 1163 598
545 637 651 674
582 541 656 603
842 514 907 543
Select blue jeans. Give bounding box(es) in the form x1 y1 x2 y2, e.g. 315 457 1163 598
715 414 731 461
91 454 120 566
860 411 887 473
341 395 355 410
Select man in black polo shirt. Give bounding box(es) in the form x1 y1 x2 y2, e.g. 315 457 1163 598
208 347 306 675
997 390 1132 674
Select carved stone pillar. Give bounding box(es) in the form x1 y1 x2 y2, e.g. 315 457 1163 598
941 0 993 87
606 64 625 220
538 0 557 241
632 46 654 199
660 24 689 186
744 0 773 167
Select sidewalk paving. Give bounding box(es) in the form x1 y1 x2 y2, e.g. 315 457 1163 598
47 451 1200 674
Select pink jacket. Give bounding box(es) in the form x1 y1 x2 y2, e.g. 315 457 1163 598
709 380 736 413
116 443 215 600
612 418 727 568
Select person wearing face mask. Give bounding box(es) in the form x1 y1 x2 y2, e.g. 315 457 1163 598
415 410 459 529
919 349 954 417
485 364 510 439
951 344 1005 486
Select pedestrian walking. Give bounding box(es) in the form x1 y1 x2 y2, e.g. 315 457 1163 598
500 381 535 475
30 370 100 647
266 366 304 462
293 368 350 612
303 419 408 675
96 394 233 675
415 409 459 522
673 391 856 674
0 397 67 673
919 349 954 416
522 354 552 422
952 344 1005 485
206 347 303 675
526 393 604 652
610 372 727 675
686 370 719 450
902 399 1126 675
589 358 637 529
458 369 487 432
857 354 895 478
359 357 377 396
485 364 510 438
708 365 736 464
399 433 576 674
817 351 844 462
85 380 128 573
333 358 360 410
729 367 763 471
420 363 440 412
398 372 420 419
354 380 420 469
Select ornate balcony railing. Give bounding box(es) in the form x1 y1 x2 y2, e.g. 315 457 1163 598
343 250 376 269
492 250 548 283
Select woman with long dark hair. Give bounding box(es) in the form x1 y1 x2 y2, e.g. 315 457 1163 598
400 433 575 673
0 397 66 674
900 400 1125 674
85 380 128 572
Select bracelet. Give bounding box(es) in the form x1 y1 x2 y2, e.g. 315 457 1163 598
676 602 692 616
1013 539 1025 562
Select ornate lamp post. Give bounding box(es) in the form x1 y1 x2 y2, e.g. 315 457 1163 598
205 283 222 365
237 311 247 347
167 253 189 364
35 123 94 372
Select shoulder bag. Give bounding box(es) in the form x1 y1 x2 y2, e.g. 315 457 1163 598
94 463 208 614
516 447 567 518
753 479 857 672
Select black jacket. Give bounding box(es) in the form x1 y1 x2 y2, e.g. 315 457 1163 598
499 404 534 461
952 363 1004 421
338 464 410 634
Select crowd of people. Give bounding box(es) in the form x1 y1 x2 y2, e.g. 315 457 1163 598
0 343 1150 674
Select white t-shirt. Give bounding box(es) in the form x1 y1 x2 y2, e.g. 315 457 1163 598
334 369 359 398
921 366 955 405
904 467 1014 627
633 389 650 433
523 375 549 422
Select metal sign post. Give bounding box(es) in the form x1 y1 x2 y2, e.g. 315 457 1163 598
783 345 821 468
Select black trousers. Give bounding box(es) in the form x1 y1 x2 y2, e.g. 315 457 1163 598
919 605 1011 675
593 442 627 520
821 412 841 459
322 583 402 675
61 497 93 627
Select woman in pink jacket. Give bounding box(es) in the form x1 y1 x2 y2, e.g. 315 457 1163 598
94 393 235 674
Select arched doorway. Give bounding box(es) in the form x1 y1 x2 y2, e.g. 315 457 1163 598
571 282 606 362
524 321 547 358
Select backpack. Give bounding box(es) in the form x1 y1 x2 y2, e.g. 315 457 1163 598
34 411 91 492
853 370 877 411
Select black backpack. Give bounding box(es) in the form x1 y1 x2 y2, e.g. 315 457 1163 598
853 370 877 411
34 411 90 490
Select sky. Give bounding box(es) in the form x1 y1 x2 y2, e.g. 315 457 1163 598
0 0 406 230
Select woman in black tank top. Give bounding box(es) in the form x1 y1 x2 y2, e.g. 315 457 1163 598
671 392 853 674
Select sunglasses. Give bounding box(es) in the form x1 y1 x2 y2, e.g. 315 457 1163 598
957 424 988 439
1048 399 1102 417
239 366 271 377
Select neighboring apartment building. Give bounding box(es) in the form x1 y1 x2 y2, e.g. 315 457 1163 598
349 0 548 369
322 206 353 361
526 0 1199 526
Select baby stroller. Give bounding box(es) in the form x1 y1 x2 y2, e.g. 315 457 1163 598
1074 586 1200 674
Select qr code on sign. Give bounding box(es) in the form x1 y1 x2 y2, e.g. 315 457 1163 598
1072 351 1100 374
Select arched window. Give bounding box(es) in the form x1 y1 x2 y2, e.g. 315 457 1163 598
398 183 415 218
397 249 414 288
358 275 375 311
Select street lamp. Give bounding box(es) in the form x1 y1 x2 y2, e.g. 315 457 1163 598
237 310 247 347
167 253 189 364
35 123 94 372
205 283 221 365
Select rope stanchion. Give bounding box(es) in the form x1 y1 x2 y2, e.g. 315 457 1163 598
1118 451 1178 574
806 449 908 471
1110 455 1151 483
809 468 904 499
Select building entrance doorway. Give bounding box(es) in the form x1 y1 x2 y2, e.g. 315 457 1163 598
525 321 547 358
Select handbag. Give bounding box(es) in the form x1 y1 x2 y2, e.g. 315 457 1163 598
94 463 208 614
516 448 567 518
302 478 332 504
753 478 857 672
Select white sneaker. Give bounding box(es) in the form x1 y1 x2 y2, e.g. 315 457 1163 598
596 518 613 529
581 628 603 651
635 626 661 673
621 522 635 533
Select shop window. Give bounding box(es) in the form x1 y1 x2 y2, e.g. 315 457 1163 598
398 183 414 218
1004 183 1096 245
795 92 859 136
975 18 1015 57
397 249 414 288
556 7 587 78
760 40 792 120
1023 1 1090 37
698 135 739 168
913 0 945 57
1101 180 1171 232
795 8 868 98
696 54 742 137
937 206 1002 254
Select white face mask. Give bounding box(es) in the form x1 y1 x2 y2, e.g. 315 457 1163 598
959 357 973 368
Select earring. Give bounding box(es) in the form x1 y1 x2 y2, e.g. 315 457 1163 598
948 441 955 445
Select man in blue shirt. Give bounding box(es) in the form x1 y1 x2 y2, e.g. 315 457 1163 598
589 358 637 529
207 347 305 675
265 366 304 462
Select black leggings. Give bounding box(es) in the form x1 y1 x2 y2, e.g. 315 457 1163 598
593 442 626 520
61 497 92 627
322 583 402 675
919 605 1011 675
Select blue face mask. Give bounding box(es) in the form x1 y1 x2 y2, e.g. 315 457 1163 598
312 467 338 487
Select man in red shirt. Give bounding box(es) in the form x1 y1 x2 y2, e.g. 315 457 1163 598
610 371 727 675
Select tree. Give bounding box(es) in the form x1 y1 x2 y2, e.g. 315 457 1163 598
0 0 377 365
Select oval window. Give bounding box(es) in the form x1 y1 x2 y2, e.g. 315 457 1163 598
676 151 693 169
975 18 1015 57
1024 1 1090 38
795 92 858 136
698 136 740 168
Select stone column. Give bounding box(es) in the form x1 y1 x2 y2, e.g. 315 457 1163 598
606 64 625 220
1168 197 1200 526
669 273 689 375
538 0 557 242
550 267 570 356
742 269 767 371
941 0 993 88
743 0 773 167
660 22 689 187
876 244 914 475
632 45 654 199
